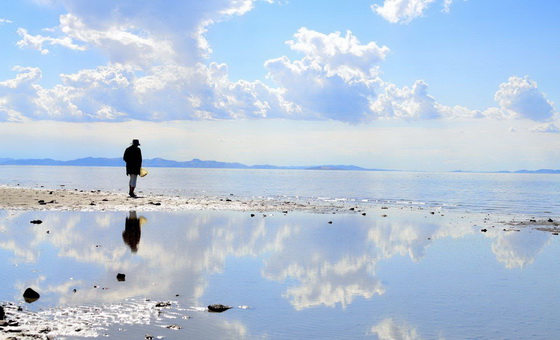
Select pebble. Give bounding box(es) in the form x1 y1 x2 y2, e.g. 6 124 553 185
208 304 232 313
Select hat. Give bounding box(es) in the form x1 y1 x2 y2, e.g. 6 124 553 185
132 139 140 146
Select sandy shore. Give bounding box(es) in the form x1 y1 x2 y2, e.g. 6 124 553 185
1 185 558 231
0 186 350 213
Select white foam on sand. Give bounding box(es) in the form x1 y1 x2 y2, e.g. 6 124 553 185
1 299 175 338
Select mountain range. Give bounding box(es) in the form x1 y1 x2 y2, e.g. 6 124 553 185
0 157 385 171
0 157 558 174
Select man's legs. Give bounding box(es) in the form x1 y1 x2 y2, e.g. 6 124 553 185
129 174 138 197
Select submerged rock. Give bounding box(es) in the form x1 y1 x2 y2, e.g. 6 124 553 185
207 304 232 313
30 220 43 224
117 273 126 282
166 324 182 330
0 305 5 320
23 288 40 303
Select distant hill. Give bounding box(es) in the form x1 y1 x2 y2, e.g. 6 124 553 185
0 157 393 171
512 169 560 174
451 169 560 174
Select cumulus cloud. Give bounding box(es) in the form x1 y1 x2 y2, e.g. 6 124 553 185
0 63 294 122
370 80 444 119
3 0 302 122
5 1 549 125
265 28 481 122
265 28 389 122
0 18 14 24
286 28 390 79
19 0 257 67
493 76 555 122
3 23 478 123
372 0 436 24
0 66 43 121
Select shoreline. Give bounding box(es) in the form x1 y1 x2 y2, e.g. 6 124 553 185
1 185 558 232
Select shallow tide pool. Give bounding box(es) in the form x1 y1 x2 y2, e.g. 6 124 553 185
1 208 559 339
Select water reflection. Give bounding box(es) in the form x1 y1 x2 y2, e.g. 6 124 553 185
123 211 146 253
0 209 559 339
370 318 420 340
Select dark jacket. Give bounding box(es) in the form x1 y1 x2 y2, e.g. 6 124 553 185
123 145 142 175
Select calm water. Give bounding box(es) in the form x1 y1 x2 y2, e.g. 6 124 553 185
1 166 560 339
1 209 559 339
0 165 559 216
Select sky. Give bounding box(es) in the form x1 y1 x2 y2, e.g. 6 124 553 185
0 0 559 171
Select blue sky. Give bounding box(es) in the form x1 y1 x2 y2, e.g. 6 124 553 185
0 0 559 171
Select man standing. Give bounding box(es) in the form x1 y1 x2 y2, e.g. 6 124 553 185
123 139 142 198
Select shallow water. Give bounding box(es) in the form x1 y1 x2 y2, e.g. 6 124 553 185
0 165 559 216
1 208 559 339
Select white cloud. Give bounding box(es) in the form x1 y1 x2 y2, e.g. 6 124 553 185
1 63 293 122
5 1 554 126
0 66 42 121
17 27 86 54
286 28 390 80
372 0 436 24
265 29 389 122
442 0 453 13
493 76 555 122
3 24 484 123
370 80 444 119
530 122 560 133
0 18 14 24
19 0 257 67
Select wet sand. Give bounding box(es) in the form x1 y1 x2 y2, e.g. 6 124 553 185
0 186 347 213
1 186 558 230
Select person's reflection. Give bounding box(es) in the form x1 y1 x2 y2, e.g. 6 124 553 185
123 211 146 253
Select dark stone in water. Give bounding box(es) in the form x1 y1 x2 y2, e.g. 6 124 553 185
116 273 126 282
155 302 172 308
208 304 232 313
548 218 554 223
30 220 42 224
0 306 5 320
481 229 488 232
23 288 40 303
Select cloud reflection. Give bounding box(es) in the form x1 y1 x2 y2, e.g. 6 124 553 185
0 209 555 316
370 318 421 340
